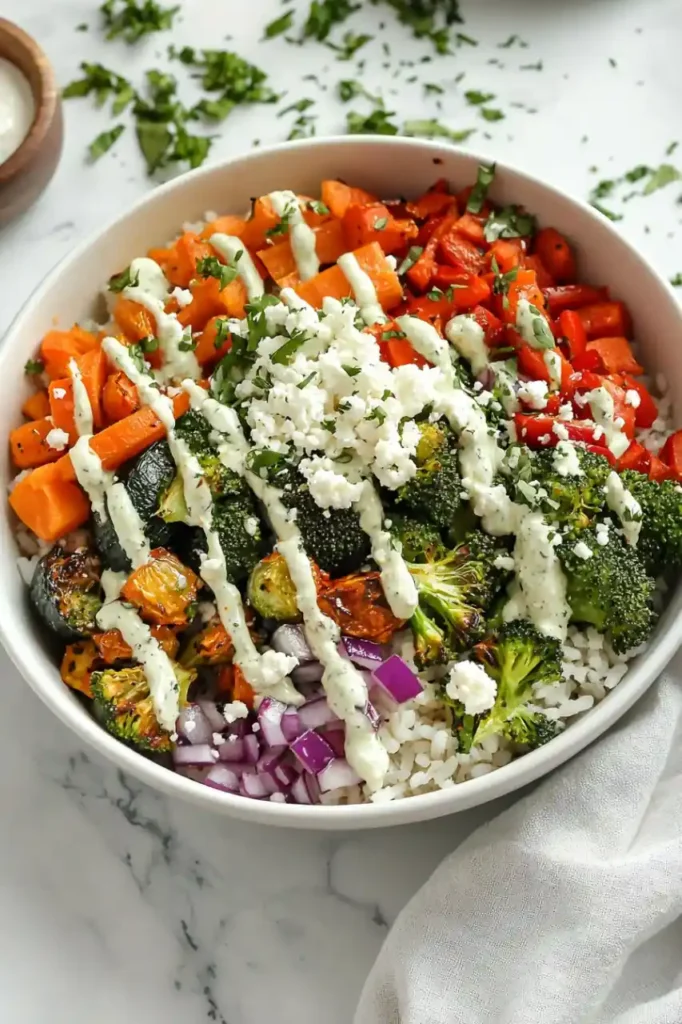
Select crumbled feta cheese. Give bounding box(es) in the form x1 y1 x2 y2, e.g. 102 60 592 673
625 389 641 408
223 700 249 724
558 402 574 421
553 440 583 477
171 286 193 308
52 387 67 400
573 540 593 560
244 516 260 537
552 420 569 441
446 660 497 715
494 554 515 571
595 521 610 546
517 379 549 410
45 427 70 451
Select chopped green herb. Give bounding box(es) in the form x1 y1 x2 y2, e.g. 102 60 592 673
76 22 89 31
63 63 135 114
24 358 44 376
108 266 140 293
465 89 495 105
366 406 387 425
374 216 389 230
381 329 406 340
172 47 278 107
670 273 682 287
196 252 242 290
263 9 295 39
491 260 519 296
397 246 423 276
272 329 309 365
337 79 381 104
303 0 361 41
213 318 231 349
608 57 617 67
624 165 650 183
498 34 527 48
178 330 198 353
329 31 373 60
88 124 125 161
666 141 679 157
455 32 477 46
307 200 330 215
467 162 496 214
322 418 337 432
140 336 160 353
347 108 399 135
100 0 179 44
297 372 317 389
402 118 474 143
643 163 681 195
266 200 297 238
247 449 288 475
591 201 623 222
343 365 362 377
480 107 505 122
520 60 544 71
484 205 536 242
424 82 444 94
278 98 316 117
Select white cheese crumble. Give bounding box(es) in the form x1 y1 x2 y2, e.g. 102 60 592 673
446 660 497 716
625 389 641 408
223 700 249 724
553 440 583 478
573 540 593 560
517 379 548 410
45 427 69 451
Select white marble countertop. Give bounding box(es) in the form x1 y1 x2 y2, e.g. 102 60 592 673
1 1 681 1021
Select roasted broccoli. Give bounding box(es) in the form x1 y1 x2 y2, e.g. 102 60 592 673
247 552 301 622
277 469 370 577
407 537 501 668
508 444 611 530
395 420 463 529
390 514 446 563
472 619 563 745
174 410 246 501
211 493 267 585
442 695 478 754
620 470 682 578
91 663 196 753
558 527 657 654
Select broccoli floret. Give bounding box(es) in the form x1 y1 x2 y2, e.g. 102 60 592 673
175 410 245 501
407 538 500 668
211 493 267 586
395 421 463 529
504 706 562 748
277 469 370 577
390 514 446 563
247 552 301 622
441 695 478 753
509 444 611 530
558 526 657 654
620 470 682 578
472 619 563 745
91 663 196 753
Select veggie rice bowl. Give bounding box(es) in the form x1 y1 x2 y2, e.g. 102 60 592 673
2 138 682 829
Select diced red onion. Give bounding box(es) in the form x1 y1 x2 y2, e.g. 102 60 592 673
176 704 213 746
258 697 289 748
292 661 324 685
281 707 304 742
204 765 239 793
477 366 495 390
342 636 388 670
305 772 321 803
317 759 361 792
173 744 218 767
197 699 227 732
372 654 423 704
322 728 346 758
219 761 257 776
298 695 339 731
290 730 335 774
217 737 245 762
274 763 298 788
271 624 314 661
227 719 250 738
243 733 260 764
257 748 285 775
240 774 270 799
291 775 312 804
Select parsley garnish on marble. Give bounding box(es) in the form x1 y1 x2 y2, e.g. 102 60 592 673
100 0 179 44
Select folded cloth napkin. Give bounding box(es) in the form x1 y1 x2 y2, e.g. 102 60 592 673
355 659 682 1024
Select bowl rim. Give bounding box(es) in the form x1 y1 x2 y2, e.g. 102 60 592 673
2 134 681 829
0 17 60 186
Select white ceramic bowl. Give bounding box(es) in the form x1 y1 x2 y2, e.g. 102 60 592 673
2 136 681 829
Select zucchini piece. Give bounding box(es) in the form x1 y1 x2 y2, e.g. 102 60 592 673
30 548 102 641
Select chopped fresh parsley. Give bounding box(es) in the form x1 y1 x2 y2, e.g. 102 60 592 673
63 63 135 115
247 450 288 475
366 406 387 425
196 252 242 290
520 60 544 71
343 364 362 376
278 98 316 117
338 79 381 104
24 358 44 376
381 329 406 340
397 246 423 276
172 46 278 112
213 319 231 349
272 329 310 365
108 265 140 292
347 108 399 135
303 0 361 41
263 9 295 39
643 163 681 195
100 0 179 44
88 124 125 161
480 107 505 122
329 31 373 60
670 273 682 287
666 141 678 157
490 258 518 296
467 162 496 214
371 0 463 54
178 330 198 353
484 205 536 242
402 119 474 143
465 89 495 105
297 371 318 389
374 216 389 230
424 82 444 95
498 34 527 48
266 200 298 238
307 200 330 215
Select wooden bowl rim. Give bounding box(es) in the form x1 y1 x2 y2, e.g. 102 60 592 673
0 18 60 186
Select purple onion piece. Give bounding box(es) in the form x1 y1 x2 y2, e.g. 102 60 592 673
281 707 304 742
317 759 361 792
173 744 218 768
258 697 288 748
227 719 250 739
217 737 245 762
218 761 257 776
271 624 314 661
291 775 312 804
298 695 339 731
204 765 240 793
197 699 227 732
342 636 388 670
372 654 423 704
291 661 324 685
274 763 298 788
290 729 336 774
322 728 346 758
257 748 285 775
304 771 321 803
176 704 213 746
240 774 269 799
243 733 260 765
363 700 381 732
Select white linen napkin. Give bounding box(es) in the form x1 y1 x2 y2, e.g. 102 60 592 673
355 658 682 1024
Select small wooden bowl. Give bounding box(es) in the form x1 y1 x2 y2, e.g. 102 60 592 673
0 18 63 227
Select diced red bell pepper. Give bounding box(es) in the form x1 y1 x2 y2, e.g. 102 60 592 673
406 189 457 221
557 309 587 360
617 441 652 474
585 336 644 375
649 454 673 482
439 233 485 274
343 202 419 255
567 373 636 438
534 227 577 284
517 345 572 390
585 444 616 465
407 214 460 292
514 413 604 448
381 338 429 369
470 305 505 347
543 284 610 317
571 348 602 372
577 301 632 339
659 430 682 478
523 254 555 289
406 274 491 320
486 239 525 274
610 373 658 429
453 212 487 248
503 268 546 324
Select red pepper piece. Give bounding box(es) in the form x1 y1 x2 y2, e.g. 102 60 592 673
659 430 682 477
617 374 658 429
439 233 485 274
470 305 505 347
617 441 652 474
649 454 674 482
543 284 610 317
585 336 644 375
534 227 577 284
577 301 632 340
407 214 460 292
557 309 587 360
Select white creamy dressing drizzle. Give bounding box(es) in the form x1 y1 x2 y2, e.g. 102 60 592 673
553 440 583 478
544 349 563 391
503 513 571 640
97 570 181 733
68 358 94 437
585 387 630 458
182 380 389 788
355 480 418 620
396 315 451 372
122 257 201 382
337 252 387 326
0 58 35 166
605 471 642 547
267 190 320 281
106 482 150 568
209 233 264 300
445 314 489 376
69 436 114 521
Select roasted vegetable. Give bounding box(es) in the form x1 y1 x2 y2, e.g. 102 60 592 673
318 570 405 643
30 547 102 641
94 626 179 664
620 470 682 578
390 514 446 563
212 494 267 585
120 547 201 626
508 444 612 530
175 410 246 500
247 552 301 622
91 663 195 753
395 421 462 529
60 639 100 697
179 618 234 667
